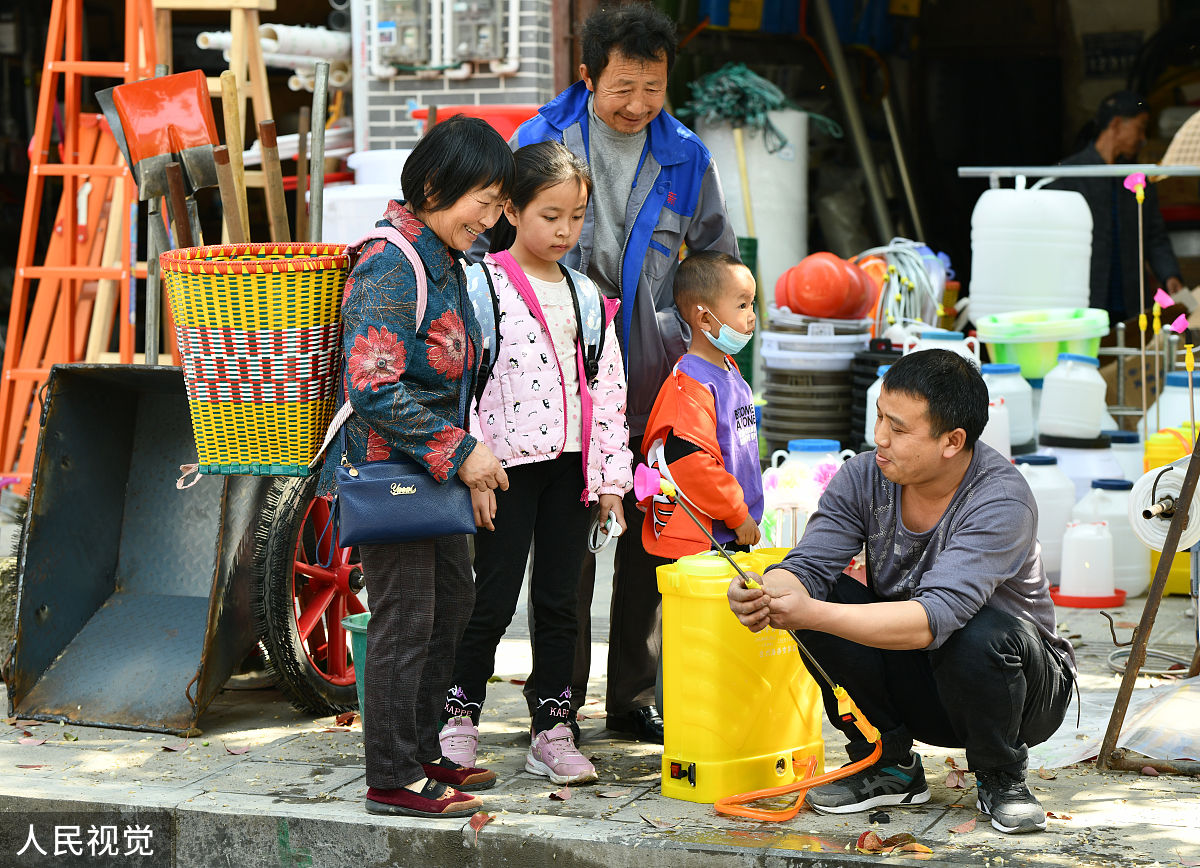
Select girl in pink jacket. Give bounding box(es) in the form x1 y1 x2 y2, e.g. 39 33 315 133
440 142 633 786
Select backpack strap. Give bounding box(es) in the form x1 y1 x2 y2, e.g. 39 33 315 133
310 225 432 470
463 260 501 403
558 263 606 386
348 225 429 329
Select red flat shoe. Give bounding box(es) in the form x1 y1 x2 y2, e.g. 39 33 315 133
423 756 498 791
365 780 482 818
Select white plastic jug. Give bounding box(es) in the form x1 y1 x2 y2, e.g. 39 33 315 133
1072 479 1149 597
1056 521 1118 603
1138 370 1198 440
346 148 413 187
769 439 855 472
969 180 1093 322
864 365 891 448
979 398 1011 459
982 362 1034 447
1038 353 1107 440
901 331 980 367
1102 430 1144 482
1015 455 1075 578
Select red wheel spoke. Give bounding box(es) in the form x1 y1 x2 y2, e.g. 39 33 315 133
296 584 337 641
294 563 337 584
326 595 348 678
347 593 367 615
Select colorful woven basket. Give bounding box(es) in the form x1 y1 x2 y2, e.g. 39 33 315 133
161 243 349 476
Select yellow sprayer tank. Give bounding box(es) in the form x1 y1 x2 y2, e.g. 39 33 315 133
657 548 824 803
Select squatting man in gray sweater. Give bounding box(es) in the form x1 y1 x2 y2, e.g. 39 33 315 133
727 349 1076 834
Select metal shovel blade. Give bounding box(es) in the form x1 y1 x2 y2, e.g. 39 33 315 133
95 87 134 170
110 69 220 199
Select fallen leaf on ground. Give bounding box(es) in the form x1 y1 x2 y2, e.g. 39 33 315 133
161 741 190 752
856 832 930 854
62 732 78 741
14 720 40 727
1046 812 1073 820
945 769 967 789
334 711 357 727
597 788 631 798
856 832 885 852
1115 621 1138 629
507 678 526 685
641 815 678 830
15 764 46 769
944 756 961 769
949 818 977 834
1141 766 1159 776
948 803 964 808
550 786 571 801
223 743 249 755
487 675 503 683
1037 766 1057 780
18 738 45 746
463 811 494 846
320 727 351 733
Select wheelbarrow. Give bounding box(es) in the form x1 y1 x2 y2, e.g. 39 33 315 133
2 365 364 735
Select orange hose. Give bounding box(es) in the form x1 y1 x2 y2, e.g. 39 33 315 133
714 739 883 821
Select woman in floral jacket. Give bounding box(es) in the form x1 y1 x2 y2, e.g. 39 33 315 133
318 116 513 819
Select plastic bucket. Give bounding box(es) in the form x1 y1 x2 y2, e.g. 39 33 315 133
342 612 370 717
1014 455 1075 577
317 184 396 244
976 308 1109 380
1072 480 1149 597
657 549 823 803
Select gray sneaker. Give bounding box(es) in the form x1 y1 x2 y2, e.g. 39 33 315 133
975 769 1047 833
806 751 930 814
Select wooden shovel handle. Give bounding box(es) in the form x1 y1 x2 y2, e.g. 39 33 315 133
295 106 310 244
258 120 291 243
164 162 194 249
213 146 247 244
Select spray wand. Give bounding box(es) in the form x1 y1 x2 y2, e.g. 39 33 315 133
633 463 882 821
1126 173 1148 426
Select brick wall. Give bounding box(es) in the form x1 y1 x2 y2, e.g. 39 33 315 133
360 0 556 150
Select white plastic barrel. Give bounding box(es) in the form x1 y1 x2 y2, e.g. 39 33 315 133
1102 430 1144 481
969 179 1093 321
982 362 1034 447
1037 434 1125 499
1015 455 1076 578
1138 370 1197 439
696 110 808 325
769 438 854 472
1038 353 1107 440
864 365 891 448
1057 521 1116 600
1072 479 1149 597
979 398 1012 458
346 149 413 188
316 184 396 244
901 331 980 367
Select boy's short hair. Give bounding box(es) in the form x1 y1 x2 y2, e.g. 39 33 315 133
673 250 746 315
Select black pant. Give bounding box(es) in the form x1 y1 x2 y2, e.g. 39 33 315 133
447 454 592 734
797 573 1075 776
360 536 474 788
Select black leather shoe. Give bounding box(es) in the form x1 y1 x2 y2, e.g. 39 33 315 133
606 705 664 744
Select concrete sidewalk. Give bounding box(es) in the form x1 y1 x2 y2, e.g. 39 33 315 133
1 599 1198 868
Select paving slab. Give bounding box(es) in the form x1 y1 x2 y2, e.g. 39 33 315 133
1 597 1197 867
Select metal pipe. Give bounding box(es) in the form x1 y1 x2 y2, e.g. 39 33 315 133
958 164 1200 179
1142 497 1175 520
812 0 893 243
308 62 329 243
881 93 924 240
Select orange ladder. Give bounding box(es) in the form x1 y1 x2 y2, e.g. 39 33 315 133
0 0 158 493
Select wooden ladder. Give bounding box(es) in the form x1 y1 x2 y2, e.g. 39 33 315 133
0 0 158 493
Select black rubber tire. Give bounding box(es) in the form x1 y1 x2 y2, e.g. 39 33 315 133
252 474 360 714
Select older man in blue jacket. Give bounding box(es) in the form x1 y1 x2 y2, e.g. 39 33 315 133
511 3 739 743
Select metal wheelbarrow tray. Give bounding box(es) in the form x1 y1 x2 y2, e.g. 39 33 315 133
4 364 271 735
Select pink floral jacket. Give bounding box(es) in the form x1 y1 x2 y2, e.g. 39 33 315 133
317 202 480 496
471 251 633 504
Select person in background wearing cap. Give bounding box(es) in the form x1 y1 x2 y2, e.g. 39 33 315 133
1051 91 1183 324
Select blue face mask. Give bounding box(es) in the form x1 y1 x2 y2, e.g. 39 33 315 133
699 309 753 355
